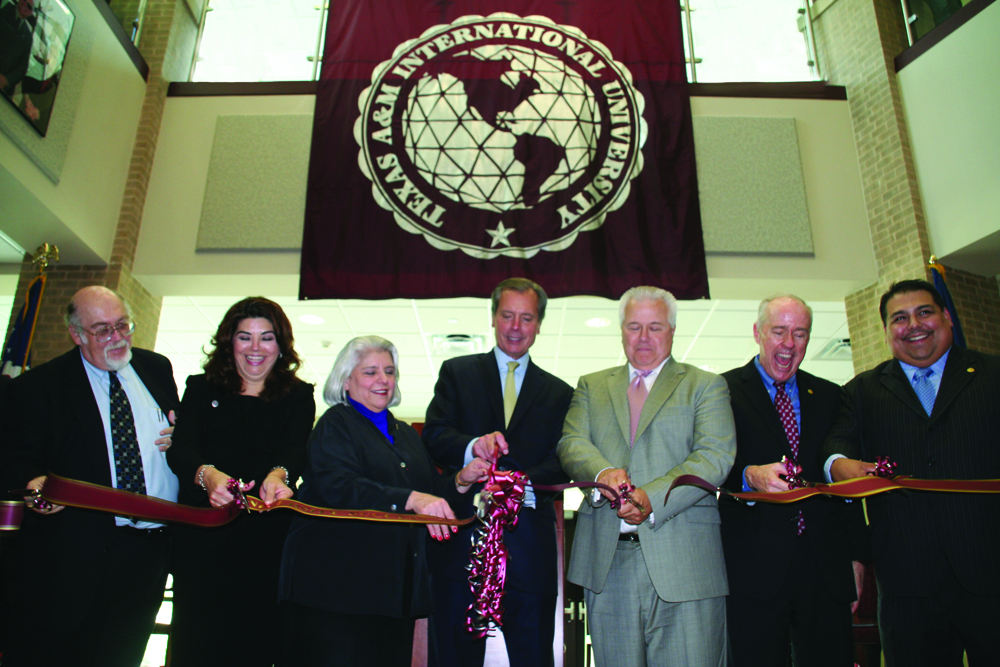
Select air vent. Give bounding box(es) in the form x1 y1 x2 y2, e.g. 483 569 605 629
431 334 487 356
813 338 852 361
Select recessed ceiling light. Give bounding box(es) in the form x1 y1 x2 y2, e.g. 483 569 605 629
585 317 611 328
298 314 325 325
448 318 459 324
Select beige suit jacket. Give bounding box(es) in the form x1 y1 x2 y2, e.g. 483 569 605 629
557 358 736 601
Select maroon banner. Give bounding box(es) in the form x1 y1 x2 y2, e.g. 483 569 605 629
300 0 707 300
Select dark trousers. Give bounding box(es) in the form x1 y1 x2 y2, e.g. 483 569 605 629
727 538 854 667
3 526 169 667
879 565 1000 667
428 575 556 667
282 600 415 667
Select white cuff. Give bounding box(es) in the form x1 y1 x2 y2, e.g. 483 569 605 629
464 438 477 467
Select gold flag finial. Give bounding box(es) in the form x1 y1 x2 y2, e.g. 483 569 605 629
32 244 59 275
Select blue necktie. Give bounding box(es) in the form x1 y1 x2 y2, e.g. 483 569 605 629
110 371 147 495
912 368 936 416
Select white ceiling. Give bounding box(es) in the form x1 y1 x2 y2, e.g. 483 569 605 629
154 294 855 421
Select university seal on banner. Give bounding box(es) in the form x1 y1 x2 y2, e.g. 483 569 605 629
354 13 647 259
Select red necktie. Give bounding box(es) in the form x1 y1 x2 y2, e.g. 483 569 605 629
774 382 805 535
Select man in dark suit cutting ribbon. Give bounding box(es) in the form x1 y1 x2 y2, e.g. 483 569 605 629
721 295 866 667
0 286 179 667
422 277 573 667
822 279 1000 666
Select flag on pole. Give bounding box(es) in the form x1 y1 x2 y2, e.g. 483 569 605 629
929 259 966 349
1 274 47 377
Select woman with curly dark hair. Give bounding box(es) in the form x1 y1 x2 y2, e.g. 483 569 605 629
167 297 315 667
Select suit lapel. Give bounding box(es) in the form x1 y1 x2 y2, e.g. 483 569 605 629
796 371 819 448
880 360 927 419
607 365 632 445
477 353 505 428
64 351 114 486
739 361 790 458
634 358 685 444
930 347 974 425
130 351 172 412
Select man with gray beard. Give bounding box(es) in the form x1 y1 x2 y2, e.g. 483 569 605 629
0 286 179 667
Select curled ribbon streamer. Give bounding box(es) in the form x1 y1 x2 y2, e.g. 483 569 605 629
466 467 526 638
780 456 807 490
874 456 898 478
664 473 1000 506
462 472 647 636
21 473 477 529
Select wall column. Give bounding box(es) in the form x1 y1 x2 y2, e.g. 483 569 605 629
813 0 1000 370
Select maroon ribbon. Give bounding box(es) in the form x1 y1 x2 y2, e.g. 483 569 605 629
9 473 476 530
465 470 645 636
0 501 24 532
466 467 527 638
664 473 1000 506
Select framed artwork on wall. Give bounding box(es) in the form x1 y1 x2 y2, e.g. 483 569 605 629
1 0 75 137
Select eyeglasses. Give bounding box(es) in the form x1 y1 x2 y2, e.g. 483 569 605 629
76 318 136 342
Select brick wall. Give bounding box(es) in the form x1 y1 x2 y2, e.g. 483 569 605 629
3 260 163 368
112 0 145 39
812 0 999 373
940 265 1000 355
6 261 108 366
114 0 199 275
2 0 198 367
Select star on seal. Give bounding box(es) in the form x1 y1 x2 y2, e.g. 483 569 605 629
486 222 516 247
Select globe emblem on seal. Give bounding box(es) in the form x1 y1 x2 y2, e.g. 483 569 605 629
354 13 647 259
405 44 599 212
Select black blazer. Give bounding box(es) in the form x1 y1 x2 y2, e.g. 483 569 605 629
0 348 179 615
167 374 315 506
820 346 1000 597
422 351 573 595
720 362 866 603
278 403 462 619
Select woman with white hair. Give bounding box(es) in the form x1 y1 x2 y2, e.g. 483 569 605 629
278 335 489 666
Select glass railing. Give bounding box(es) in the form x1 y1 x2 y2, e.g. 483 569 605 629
189 0 328 82
180 0 823 84
681 0 821 83
901 0 971 44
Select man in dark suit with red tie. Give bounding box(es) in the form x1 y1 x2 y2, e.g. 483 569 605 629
0 286 179 667
721 295 866 666
823 279 1000 666
422 277 573 667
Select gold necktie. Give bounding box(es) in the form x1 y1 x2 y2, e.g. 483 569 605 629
504 361 520 427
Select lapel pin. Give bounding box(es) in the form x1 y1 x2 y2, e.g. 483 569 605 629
807 389 814 394
967 368 975 373
211 400 219 407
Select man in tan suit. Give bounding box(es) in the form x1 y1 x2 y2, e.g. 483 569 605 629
558 286 736 667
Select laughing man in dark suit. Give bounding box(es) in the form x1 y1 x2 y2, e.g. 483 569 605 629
0 286 179 667
823 279 1000 666
422 277 573 667
721 295 866 667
